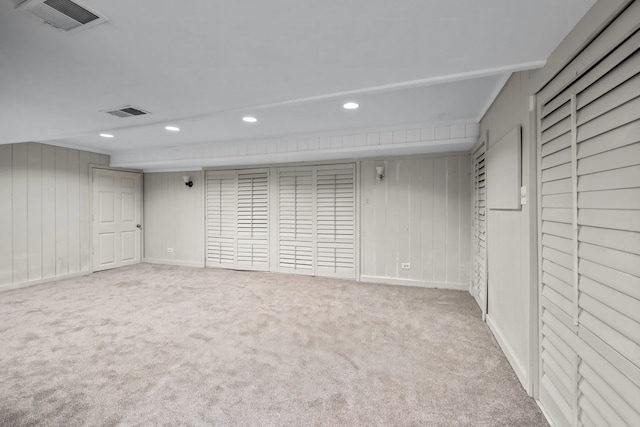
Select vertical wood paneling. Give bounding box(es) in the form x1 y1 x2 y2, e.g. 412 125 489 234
384 161 399 278
27 143 43 282
420 158 435 282
446 157 461 283
433 159 447 283
361 154 471 289
480 70 536 392
373 162 387 278
67 149 80 274
459 156 472 285
0 142 109 289
397 159 410 280
41 144 57 279
0 145 13 286
12 144 28 284
55 147 68 276
79 151 91 272
143 171 205 266
409 159 422 281
361 162 376 276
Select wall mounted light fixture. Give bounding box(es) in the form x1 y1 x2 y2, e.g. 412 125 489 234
375 166 385 181
183 175 193 187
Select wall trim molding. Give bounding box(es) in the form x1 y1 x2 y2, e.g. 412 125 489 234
486 313 530 393
112 122 480 172
530 0 631 93
536 399 556 427
0 271 90 293
359 275 468 291
143 259 205 268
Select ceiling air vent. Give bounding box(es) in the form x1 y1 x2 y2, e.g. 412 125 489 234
16 0 108 33
103 106 151 118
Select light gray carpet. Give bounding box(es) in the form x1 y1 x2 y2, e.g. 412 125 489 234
0 263 548 426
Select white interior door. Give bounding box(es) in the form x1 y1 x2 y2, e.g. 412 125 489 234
92 168 142 272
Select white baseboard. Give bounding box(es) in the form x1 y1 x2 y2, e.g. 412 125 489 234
359 275 468 291
486 313 530 393
536 398 555 427
144 258 205 268
0 271 91 293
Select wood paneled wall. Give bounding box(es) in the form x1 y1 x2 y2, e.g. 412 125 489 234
143 171 205 267
360 154 471 290
0 142 110 289
479 70 536 392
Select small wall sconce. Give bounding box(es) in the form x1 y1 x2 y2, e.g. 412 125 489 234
375 166 385 181
183 175 193 188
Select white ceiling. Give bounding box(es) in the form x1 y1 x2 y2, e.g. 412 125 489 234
0 0 596 169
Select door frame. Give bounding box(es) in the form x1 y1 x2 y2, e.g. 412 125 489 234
90 165 144 272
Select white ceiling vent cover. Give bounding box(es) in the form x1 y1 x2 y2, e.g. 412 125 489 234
16 0 108 33
102 106 151 118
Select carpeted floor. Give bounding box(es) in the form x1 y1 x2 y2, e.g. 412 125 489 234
0 263 548 426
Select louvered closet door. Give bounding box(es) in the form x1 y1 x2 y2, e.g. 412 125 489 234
539 92 577 427
206 171 236 267
471 147 487 315
206 169 270 271
316 165 356 279
537 4 640 426
278 168 314 274
236 169 269 271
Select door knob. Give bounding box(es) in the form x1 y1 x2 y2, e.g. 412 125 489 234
136 224 142 229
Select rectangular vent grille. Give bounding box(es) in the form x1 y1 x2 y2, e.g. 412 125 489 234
16 0 107 32
44 0 98 24
103 106 151 118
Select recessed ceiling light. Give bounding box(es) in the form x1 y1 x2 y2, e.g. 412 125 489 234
343 102 359 110
99 133 114 138
165 126 180 132
242 116 257 123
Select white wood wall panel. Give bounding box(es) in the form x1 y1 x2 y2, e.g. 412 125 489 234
479 70 538 394
111 122 480 171
0 145 12 286
0 142 110 290
360 154 470 290
144 171 205 267
537 5 640 424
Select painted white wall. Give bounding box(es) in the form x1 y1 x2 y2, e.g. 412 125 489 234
479 71 536 392
0 142 110 290
143 171 205 267
141 153 471 290
360 154 471 290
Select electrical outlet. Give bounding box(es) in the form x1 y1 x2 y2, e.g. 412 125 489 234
167 248 174 253
401 263 411 269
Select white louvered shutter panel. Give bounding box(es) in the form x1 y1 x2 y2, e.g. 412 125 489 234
539 92 576 427
278 168 314 274
206 171 236 267
316 165 356 279
537 4 640 426
236 169 269 271
472 148 487 315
